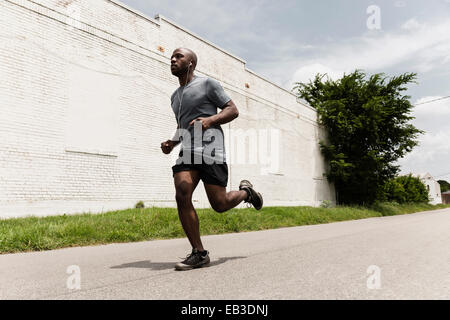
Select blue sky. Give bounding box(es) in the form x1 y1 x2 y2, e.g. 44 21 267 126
120 0 450 181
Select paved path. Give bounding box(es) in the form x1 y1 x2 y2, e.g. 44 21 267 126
1 208 449 299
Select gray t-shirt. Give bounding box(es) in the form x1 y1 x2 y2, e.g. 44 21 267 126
170 75 231 163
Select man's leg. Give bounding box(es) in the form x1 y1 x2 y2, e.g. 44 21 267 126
174 170 204 251
203 183 248 213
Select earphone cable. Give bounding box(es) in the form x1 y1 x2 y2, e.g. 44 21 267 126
175 62 192 141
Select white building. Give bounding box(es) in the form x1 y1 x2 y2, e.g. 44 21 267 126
0 0 335 219
413 173 442 205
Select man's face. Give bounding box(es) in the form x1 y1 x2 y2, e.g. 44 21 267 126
170 49 191 77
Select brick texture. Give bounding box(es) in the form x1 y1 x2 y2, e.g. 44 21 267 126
0 0 335 218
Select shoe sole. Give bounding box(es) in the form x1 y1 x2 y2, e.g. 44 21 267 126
239 180 253 190
239 180 263 210
174 257 211 271
255 192 263 210
241 186 263 210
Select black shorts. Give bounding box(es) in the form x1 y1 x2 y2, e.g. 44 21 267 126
172 152 228 187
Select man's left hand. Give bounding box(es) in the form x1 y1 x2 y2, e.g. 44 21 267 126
189 117 214 130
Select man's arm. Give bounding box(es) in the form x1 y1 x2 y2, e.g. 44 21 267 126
161 130 181 154
170 130 182 145
210 100 239 126
188 100 239 129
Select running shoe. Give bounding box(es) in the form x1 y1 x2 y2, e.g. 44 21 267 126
175 248 210 271
239 180 263 210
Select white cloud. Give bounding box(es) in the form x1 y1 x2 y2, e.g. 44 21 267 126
401 18 422 31
288 18 450 86
290 63 344 84
414 96 450 118
398 96 450 178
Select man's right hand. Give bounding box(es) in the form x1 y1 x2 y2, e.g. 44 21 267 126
161 140 175 154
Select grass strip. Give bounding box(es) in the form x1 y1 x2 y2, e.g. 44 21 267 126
1 202 449 254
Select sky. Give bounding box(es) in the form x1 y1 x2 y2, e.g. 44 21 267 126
120 0 450 181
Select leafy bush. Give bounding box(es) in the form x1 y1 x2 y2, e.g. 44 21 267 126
320 200 332 208
380 175 429 204
438 180 450 193
135 201 145 209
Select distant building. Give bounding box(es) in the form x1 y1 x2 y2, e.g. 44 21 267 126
412 173 442 205
442 191 450 205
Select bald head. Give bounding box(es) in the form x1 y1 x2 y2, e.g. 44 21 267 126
173 47 197 70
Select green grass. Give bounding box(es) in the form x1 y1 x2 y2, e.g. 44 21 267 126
1 203 449 254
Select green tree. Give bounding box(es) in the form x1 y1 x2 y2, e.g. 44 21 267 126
438 180 450 193
293 70 423 205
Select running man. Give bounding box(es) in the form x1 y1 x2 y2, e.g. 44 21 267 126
161 48 263 271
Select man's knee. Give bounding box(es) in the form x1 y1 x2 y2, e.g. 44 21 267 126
175 191 191 206
211 200 228 213
175 183 193 206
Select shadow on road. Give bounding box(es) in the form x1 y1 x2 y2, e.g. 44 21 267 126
110 256 247 271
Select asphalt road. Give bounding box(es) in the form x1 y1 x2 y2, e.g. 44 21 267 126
1 208 449 300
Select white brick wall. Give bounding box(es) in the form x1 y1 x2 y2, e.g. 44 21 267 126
0 0 335 218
